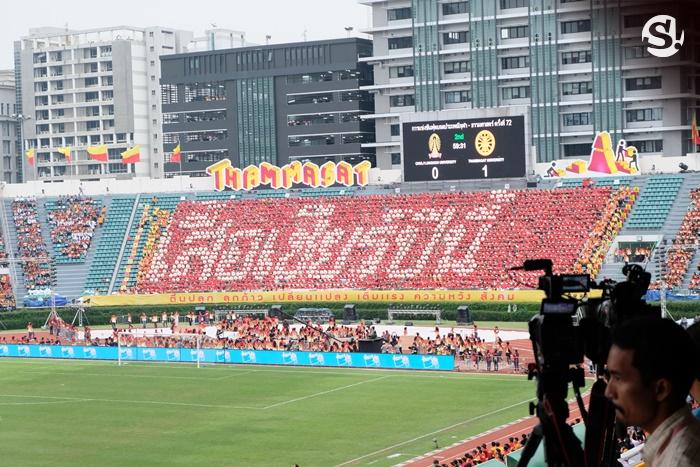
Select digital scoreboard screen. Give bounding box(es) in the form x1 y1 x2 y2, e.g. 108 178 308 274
402 116 526 182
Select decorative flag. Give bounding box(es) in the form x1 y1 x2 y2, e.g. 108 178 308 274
692 114 700 145
26 148 35 167
121 145 141 164
58 146 72 164
171 144 181 164
87 145 108 162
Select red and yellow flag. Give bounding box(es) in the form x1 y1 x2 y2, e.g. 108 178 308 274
58 146 72 164
121 145 140 164
692 114 700 145
170 144 181 164
87 145 108 162
25 148 35 167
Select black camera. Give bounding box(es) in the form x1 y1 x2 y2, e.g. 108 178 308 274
517 259 659 467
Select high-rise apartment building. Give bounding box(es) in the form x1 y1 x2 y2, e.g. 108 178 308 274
14 26 193 182
359 0 699 170
0 70 19 183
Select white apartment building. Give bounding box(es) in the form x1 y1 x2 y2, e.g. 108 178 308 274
14 26 193 182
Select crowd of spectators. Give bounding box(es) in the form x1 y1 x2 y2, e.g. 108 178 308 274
137 187 629 293
651 188 700 290
0 230 14 308
433 434 529 466
47 196 101 261
574 186 637 278
12 197 53 290
614 245 652 264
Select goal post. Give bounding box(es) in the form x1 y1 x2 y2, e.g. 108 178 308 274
117 331 203 368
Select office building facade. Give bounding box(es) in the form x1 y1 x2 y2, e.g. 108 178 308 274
15 26 193 182
159 38 375 177
359 0 699 170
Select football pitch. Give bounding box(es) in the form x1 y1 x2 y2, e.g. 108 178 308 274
0 358 534 466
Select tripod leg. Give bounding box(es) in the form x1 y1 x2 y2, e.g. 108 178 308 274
517 424 543 467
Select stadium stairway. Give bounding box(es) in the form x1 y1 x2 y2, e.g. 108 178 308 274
1 199 27 303
107 195 141 294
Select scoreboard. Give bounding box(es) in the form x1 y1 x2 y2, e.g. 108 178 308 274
402 116 526 182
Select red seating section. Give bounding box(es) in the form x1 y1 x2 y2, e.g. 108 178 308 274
137 188 633 293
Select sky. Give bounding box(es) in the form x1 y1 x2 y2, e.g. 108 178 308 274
2 0 371 69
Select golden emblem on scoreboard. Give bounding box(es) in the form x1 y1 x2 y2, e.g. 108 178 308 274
475 130 496 157
427 133 442 159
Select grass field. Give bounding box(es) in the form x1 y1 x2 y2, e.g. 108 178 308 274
0 358 535 467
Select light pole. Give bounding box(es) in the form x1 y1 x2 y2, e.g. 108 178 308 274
344 26 354 38
265 35 271 46
11 113 32 182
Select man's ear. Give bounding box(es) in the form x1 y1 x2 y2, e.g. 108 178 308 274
653 378 673 403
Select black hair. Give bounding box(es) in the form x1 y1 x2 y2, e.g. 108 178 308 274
611 317 697 403
687 321 700 380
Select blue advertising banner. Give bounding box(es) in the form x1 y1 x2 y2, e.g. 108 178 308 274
0 344 454 371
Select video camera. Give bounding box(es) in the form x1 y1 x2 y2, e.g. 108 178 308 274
516 259 660 467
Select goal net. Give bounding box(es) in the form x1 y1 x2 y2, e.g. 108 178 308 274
116 331 204 368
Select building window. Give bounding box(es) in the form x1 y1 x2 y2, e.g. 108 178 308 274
442 2 469 15
624 46 652 59
445 90 472 103
501 56 529 69
389 65 414 78
391 152 401 165
562 112 591 126
387 7 412 21
562 81 592 95
444 61 470 74
443 31 470 45
390 124 400 136
561 20 591 34
626 140 663 153
288 134 335 147
500 0 527 8
561 50 592 64
286 72 333 84
501 25 529 39
501 86 530 99
287 92 334 105
623 14 648 28
625 108 663 122
625 77 662 91
388 36 413 50
563 143 592 157
390 95 415 107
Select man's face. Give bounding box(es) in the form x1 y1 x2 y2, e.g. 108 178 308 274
604 345 659 429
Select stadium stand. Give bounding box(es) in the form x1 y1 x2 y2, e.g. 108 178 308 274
114 195 181 291
45 196 102 263
0 230 14 308
134 187 635 293
660 188 700 290
11 198 54 291
625 175 683 229
84 197 136 294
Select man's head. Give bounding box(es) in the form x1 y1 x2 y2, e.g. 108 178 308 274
605 317 697 432
687 321 700 403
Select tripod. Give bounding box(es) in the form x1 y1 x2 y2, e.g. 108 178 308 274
71 306 89 327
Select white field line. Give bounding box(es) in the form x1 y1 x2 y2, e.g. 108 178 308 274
0 394 261 410
0 357 530 381
334 398 532 467
0 399 91 406
13 369 258 381
262 375 392 410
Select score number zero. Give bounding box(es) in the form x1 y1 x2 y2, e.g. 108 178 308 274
431 164 489 179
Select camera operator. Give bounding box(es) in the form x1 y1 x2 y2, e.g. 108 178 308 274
604 317 700 467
